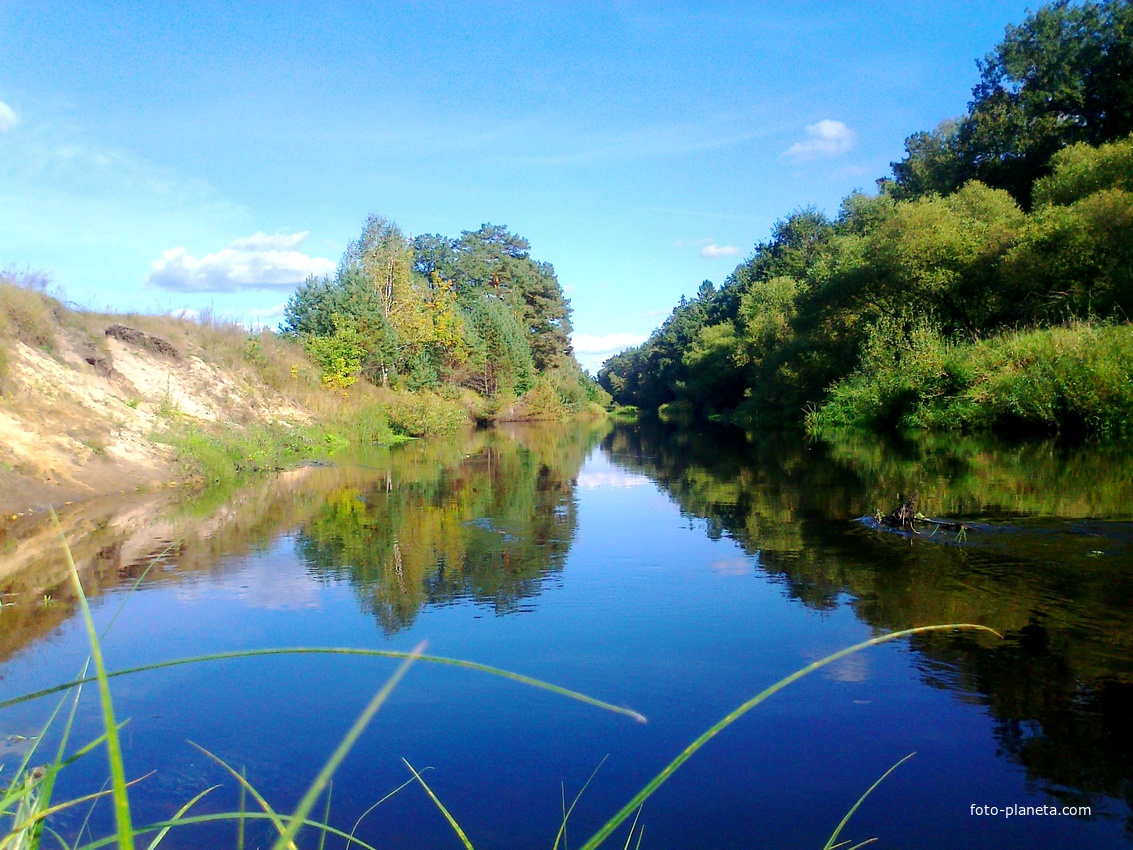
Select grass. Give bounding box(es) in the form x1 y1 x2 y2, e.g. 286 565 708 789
807 321 1133 438
0 519 1000 849
0 274 60 397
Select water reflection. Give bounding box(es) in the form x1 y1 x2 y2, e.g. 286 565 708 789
297 423 600 632
3 419 1132 844
0 423 605 654
602 421 1133 831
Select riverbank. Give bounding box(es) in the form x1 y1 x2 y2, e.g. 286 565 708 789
0 277 604 514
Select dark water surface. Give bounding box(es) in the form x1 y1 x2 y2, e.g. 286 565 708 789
2 422 1132 849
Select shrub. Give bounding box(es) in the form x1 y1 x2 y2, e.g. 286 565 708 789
378 390 469 437
303 322 365 389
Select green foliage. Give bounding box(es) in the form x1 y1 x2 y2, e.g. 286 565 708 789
810 322 1133 437
807 319 960 432
303 320 364 389
681 322 748 409
286 217 579 414
602 6 1133 435
161 421 343 483
416 224 574 371
1033 134 1133 205
377 390 469 437
1004 188 1133 320
462 293 535 398
890 0 1133 205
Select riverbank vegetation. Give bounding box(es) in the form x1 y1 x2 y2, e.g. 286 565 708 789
599 0 1133 438
0 218 609 503
283 217 607 421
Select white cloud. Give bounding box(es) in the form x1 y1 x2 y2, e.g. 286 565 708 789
700 244 740 258
784 119 855 160
0 101 18 132
148 232 335 292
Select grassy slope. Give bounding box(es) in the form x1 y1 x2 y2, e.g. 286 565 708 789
0 277 485 511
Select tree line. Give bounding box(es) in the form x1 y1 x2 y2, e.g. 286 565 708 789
599 0 1133 436
284 217 603 414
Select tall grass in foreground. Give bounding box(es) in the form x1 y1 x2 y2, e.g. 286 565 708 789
0 519 998 848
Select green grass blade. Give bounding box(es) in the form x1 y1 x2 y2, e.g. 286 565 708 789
72 777 111 850
237 767 246 850
51 509 135 850
823 753 914 850
71 812 381 850
577 624 999 850
403 759 475 850
188 742 290 843
0 648 646 723
3 773 153 837
270 642 425 850
620 807 642 850
2 662 82 808
346 775 420 849
316 782 332 850
42 823 72 849
35 660 93 844
552 755 609 850
143 785 218 850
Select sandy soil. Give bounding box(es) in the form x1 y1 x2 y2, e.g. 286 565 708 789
0 322 301 515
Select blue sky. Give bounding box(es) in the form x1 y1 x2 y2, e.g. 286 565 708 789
1 1 1033 371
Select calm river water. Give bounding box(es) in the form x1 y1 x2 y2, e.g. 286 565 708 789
1 421 1131 849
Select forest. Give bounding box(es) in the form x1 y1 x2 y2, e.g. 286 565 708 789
283 217 607 419
598 0 1133 437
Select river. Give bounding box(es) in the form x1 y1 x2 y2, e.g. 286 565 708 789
1 421 1131 849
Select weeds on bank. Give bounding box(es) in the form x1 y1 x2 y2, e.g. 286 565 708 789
808 320 1133 437
0 518 999 848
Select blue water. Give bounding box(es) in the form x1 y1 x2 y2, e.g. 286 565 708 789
1 425 1130 849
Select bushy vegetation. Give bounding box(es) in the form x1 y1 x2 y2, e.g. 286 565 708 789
599 0 1133 438
809 322 1133 437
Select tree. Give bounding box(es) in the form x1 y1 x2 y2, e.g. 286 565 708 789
462 293 535 397
890 0 1133 205
447 224 573 370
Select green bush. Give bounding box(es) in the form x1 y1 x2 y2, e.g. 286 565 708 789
303 322 365 389
1033 134 1133 207
378 390 469 437
809 322 1133 437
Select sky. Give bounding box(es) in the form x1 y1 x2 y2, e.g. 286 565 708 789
1 1 1036 372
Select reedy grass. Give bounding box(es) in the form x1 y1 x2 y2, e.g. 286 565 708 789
571 624 999 850
1 528 644 849
3 523 1000 849
51 509 134 849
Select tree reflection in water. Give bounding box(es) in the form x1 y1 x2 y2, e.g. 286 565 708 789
297 423 602 633
603 420 1133 833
